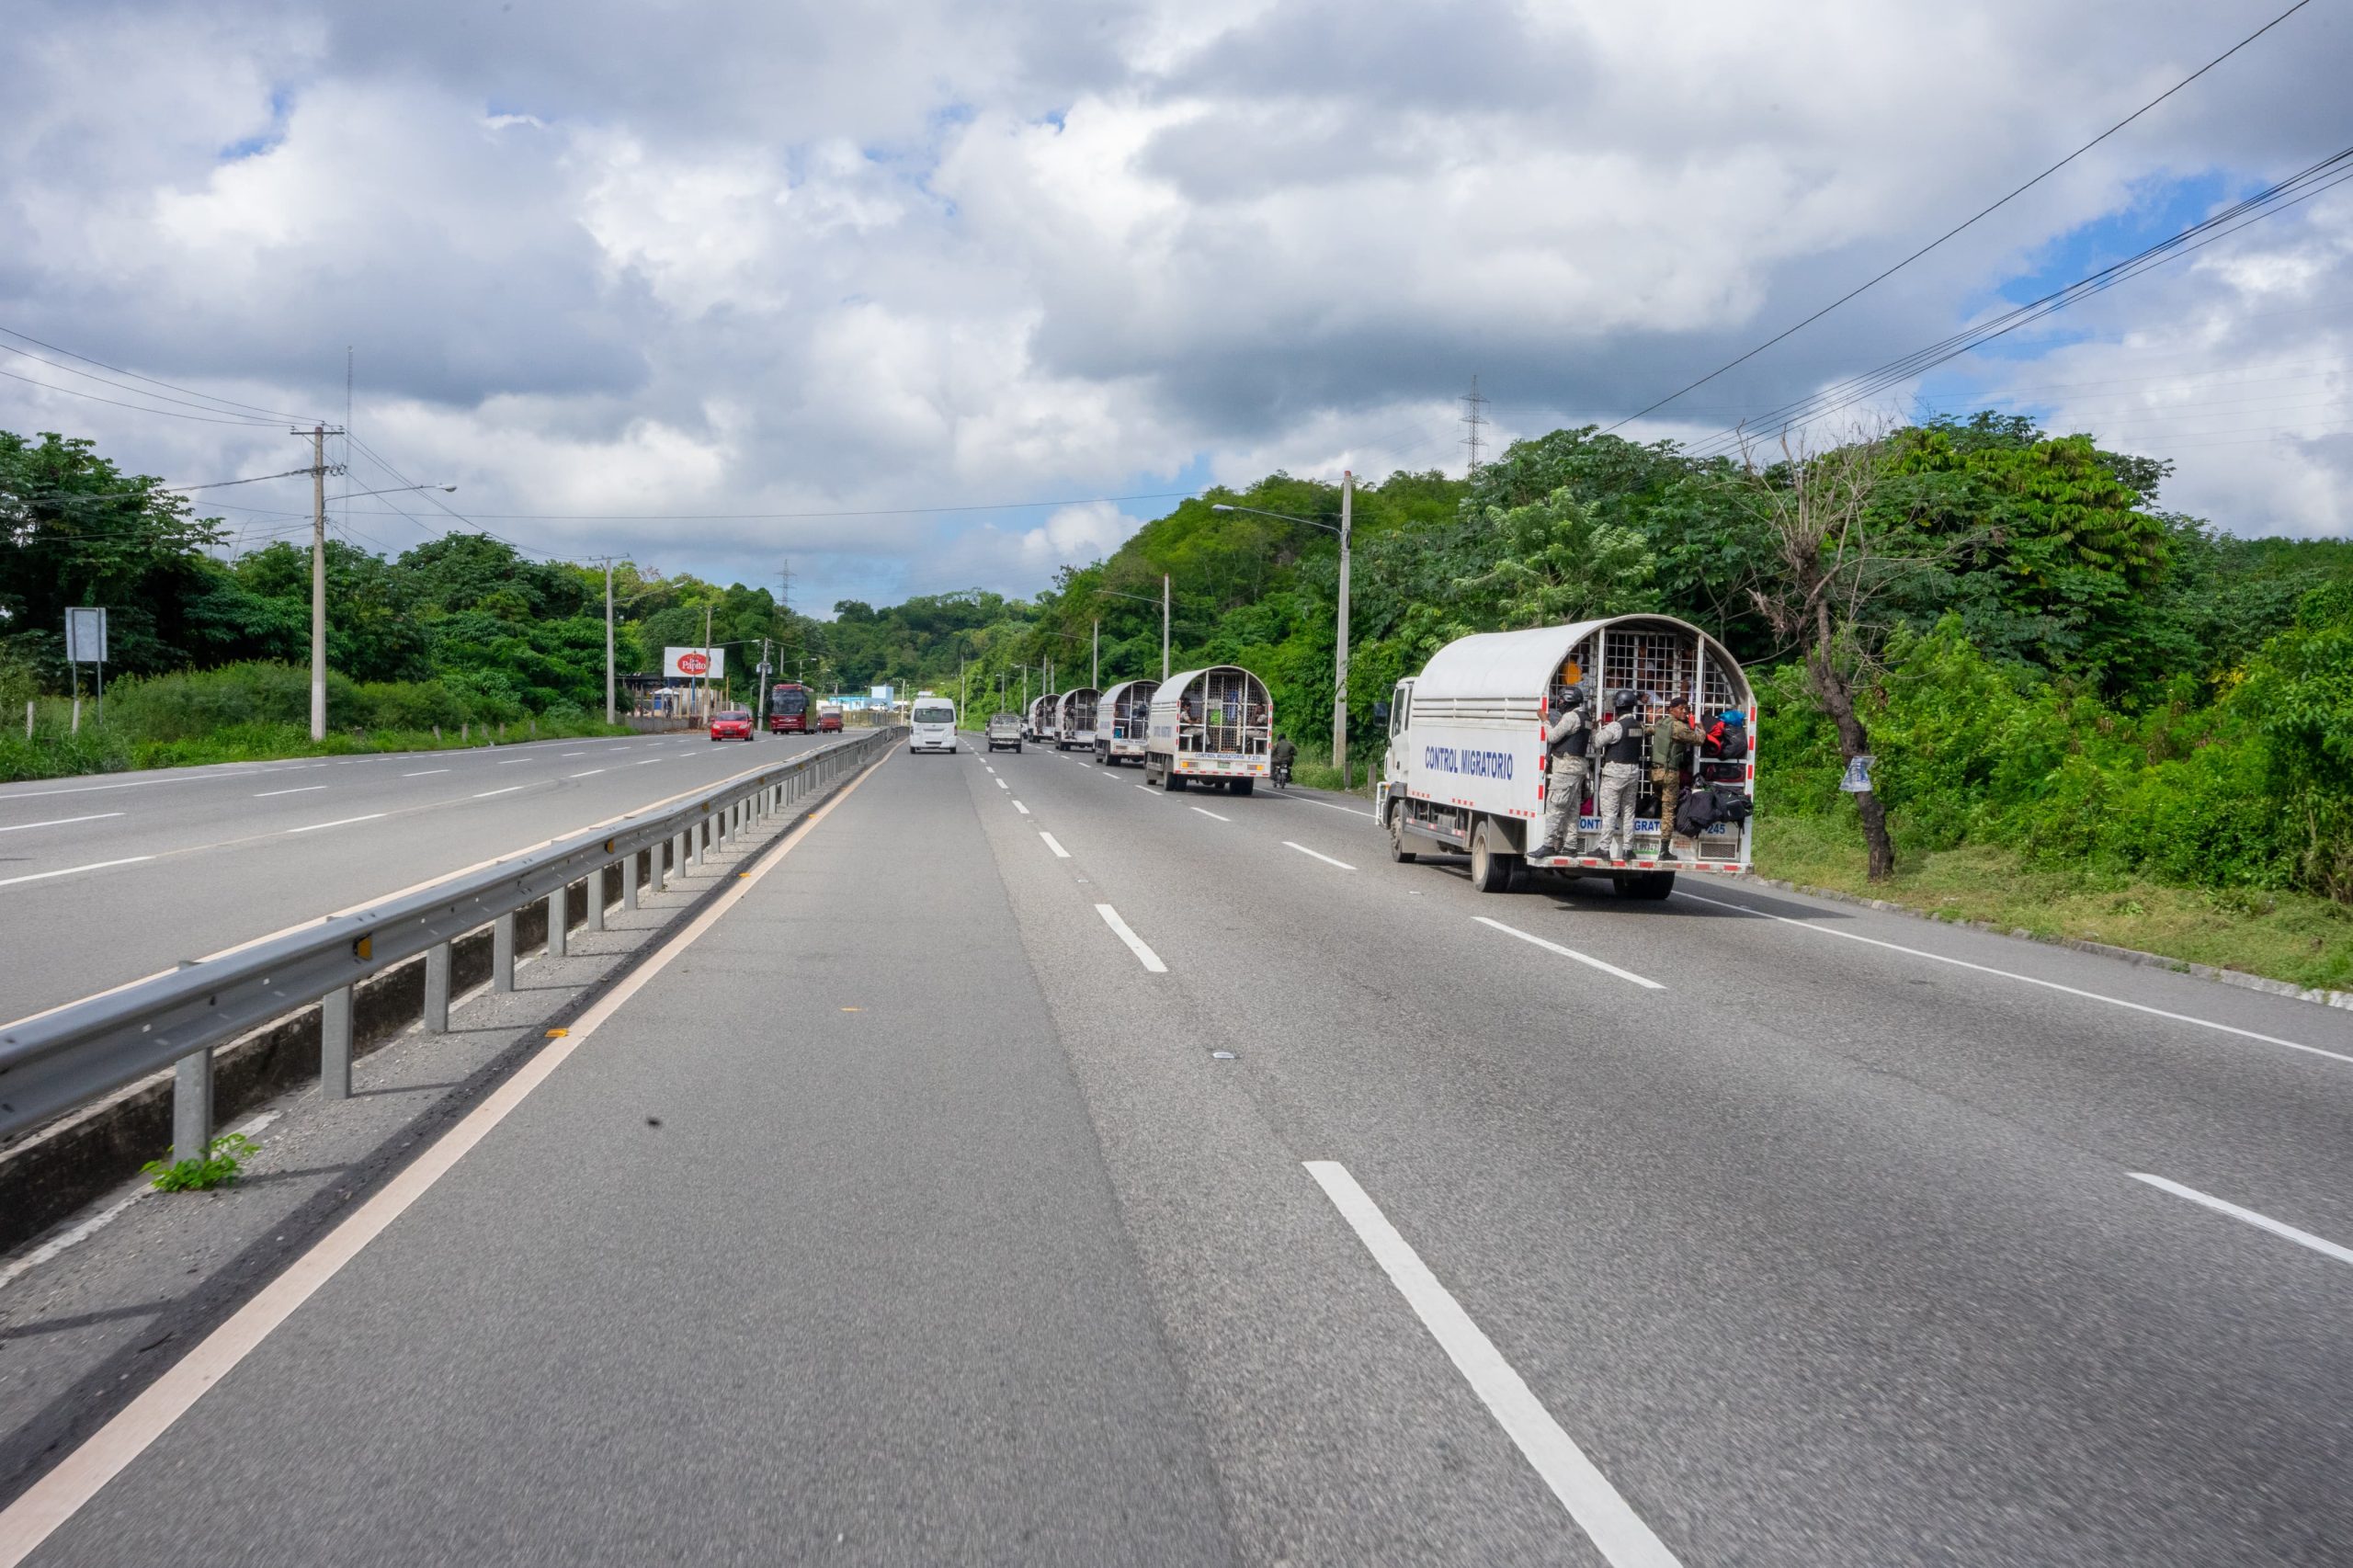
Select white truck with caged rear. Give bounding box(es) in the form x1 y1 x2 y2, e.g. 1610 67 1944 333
1377 615 1756 899
1026 694 1057 743
1144 665 1272 793
1095 678 1159 765
1053 687 1100 751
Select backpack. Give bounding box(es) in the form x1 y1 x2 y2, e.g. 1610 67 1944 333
1706 712 1749 762
1674 787 1721 838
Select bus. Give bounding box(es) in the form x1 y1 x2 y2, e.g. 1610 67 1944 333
910 695 958 754
768 682 813 733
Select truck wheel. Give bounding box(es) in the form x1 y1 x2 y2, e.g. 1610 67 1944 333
1468 821 1520 892
1164 766 1187 792
1389 812 1418 864
1231 778 1254 797
1614 871 1676 901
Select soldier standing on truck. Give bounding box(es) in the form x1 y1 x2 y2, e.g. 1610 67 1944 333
1651 695 1704 863
1594 688 1648 863
1530 686 1588 859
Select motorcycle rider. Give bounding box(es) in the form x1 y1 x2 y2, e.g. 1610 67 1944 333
1593 688 1648 863
1529 686 1589 859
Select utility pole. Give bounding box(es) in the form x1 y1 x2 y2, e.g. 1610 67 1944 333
758 636 772 731
1162 573 1170 680
1336 471 1353 790
700 603 713 722
604 558 616 725
1092 619 1099 689
1461 374 1487 474
294 423 346 741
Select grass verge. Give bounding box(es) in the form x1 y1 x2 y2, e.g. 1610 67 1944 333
0 716 634 784
1756 812 2353 994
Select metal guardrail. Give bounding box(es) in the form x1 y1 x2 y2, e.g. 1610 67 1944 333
0 727 904 1153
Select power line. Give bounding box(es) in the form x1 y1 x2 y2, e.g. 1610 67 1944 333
1687 145 2353 456
0 323 323 424
313 488 1211 521
0 364 290 426
1606 0 2321 433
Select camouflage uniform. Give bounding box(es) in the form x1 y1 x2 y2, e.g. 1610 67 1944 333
1593 710 1647 861
1651 711 1704 857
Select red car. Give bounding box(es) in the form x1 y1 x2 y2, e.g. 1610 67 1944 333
710 709 756 742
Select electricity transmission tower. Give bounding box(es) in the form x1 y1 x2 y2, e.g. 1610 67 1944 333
1461 375 1487 474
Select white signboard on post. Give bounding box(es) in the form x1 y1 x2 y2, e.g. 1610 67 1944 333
663 646 725 679
870 684 892 703
64 608 108 665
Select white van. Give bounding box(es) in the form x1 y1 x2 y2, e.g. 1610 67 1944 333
910 697 958 754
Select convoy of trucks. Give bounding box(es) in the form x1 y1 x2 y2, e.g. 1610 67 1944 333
1377 614 1755 899
1094 679 1158 765
1143 666 1273 793
980 617 1756 900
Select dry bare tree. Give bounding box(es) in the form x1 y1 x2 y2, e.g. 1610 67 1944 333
1736 425 1915 881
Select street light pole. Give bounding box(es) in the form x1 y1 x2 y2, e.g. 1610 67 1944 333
1163 574 1170 680
604 558 616 726
1211 483 1354 784
1336 471 1353 789
1092 619 1098 689
308 425 329 741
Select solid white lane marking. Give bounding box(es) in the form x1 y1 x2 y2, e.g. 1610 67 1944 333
1095 903 1168 972
1303 797 1377 819
1191 806 1232 822
1475 915 1665 990
1304 1162 1682 1567
0 749 896 1565
1040 832 1071 858
1284 839 1357 871
1013 801 1030 815
252 786 326 798
1674 890 2351 1066
400 768 449 778
0 812 123 834
0 857 155 890
570 769 606 778
286 813 386 835
472 785 526 799
995 778 1009 790
2130 1175 2353 1268
0 778 180 801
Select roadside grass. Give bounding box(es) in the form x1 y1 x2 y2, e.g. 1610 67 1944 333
1756 812 2353 994
0 714 633 784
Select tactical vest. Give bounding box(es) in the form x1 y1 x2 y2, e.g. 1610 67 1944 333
1552 722 1587 760
1604 722 1646 765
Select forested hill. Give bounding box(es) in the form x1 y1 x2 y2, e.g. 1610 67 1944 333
943 416 2353 923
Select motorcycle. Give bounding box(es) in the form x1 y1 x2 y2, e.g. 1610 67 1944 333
1271 760 1293 791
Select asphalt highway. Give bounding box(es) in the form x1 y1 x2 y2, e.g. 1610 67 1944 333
0 729 828 1023
8 737 2349 1564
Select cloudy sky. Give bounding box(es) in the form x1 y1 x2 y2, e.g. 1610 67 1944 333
4 0 2348 614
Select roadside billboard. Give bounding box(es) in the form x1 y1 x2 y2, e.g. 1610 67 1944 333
664 646 725 679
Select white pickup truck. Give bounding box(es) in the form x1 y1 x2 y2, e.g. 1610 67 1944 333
1377 615 1756 898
